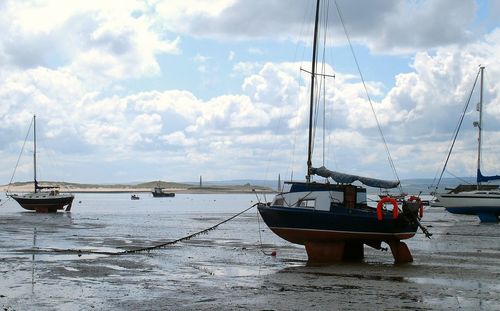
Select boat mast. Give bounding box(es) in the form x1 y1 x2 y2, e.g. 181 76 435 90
306 0 321 183
477 66 485 188
33 114 38 192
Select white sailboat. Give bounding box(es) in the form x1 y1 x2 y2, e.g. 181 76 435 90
435 66 500 222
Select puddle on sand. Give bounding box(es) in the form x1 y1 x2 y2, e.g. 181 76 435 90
410 276 500 291
63 267 79 272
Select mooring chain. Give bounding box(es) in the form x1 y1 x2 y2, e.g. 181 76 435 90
29 203 259 256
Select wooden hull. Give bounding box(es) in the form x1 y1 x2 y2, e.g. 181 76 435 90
11 193 74 213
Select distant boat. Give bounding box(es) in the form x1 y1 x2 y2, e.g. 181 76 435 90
131 194 140 200
9 115 74 213
436 66 500 223
257 0 426 264
151 187 175 197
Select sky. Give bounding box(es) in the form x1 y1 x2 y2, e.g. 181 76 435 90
1 0 500 185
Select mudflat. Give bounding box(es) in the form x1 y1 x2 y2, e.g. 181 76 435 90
0 193 499 310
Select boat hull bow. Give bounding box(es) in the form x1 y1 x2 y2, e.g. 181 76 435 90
11 193 74 213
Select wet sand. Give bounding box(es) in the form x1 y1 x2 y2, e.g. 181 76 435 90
0 193 499 310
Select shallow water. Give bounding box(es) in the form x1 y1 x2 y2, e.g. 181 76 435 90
0 192 499 310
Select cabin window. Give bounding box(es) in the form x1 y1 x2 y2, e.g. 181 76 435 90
297 199 315 208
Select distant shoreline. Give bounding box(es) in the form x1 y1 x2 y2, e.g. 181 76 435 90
1 184 275 195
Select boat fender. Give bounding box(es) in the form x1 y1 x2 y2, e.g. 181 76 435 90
408 195 424 218
376 197 399 221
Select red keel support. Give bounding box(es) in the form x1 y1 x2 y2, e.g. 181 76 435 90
387 241 413 264
305 241 364 263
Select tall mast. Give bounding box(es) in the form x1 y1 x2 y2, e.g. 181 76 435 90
306 0 321 183
33 114 38 192
477 66 485 188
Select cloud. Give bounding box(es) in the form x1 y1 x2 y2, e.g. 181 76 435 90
1 1 500 184
155 0 477 54
0 0 179 84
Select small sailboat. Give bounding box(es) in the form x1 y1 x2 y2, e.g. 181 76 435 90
435 66 500 222
9 115 74 213
257 0 426 264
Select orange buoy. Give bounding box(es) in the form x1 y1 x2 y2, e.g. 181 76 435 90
376 196 399 221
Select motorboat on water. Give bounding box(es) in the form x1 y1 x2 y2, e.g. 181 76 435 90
151 187 175 197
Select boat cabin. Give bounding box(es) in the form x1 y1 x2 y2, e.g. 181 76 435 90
272 182 367 211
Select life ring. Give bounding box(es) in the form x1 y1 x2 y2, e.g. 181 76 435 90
376 196 399 221
408 195 424 218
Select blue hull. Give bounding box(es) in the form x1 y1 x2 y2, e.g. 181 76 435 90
445 207 500 222
257 204 418 245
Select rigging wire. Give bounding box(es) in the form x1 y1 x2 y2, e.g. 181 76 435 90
445 170 473 185
334 0 402 193
431 68 481 190
6 117 34 193
287 1 317 183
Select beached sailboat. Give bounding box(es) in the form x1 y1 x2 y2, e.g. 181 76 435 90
435 66 500 222
257 0 426 263
9 115 74 213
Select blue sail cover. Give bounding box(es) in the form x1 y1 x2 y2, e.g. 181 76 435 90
477 169 500 183
311 166 400 189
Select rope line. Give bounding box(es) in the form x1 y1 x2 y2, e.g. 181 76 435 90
27 203 258 256
256 206 273 255
123 203 258 254
0 196 12 208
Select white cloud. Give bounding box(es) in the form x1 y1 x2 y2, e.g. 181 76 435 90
232 62 263 76
161 131 196 147
194 53 209 63
0 0 179 85
154 0 477 54
1 1 500 184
